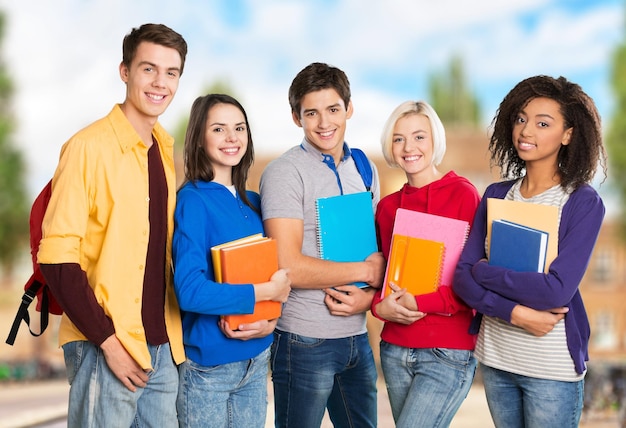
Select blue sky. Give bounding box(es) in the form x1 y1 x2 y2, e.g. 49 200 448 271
0 0 623 200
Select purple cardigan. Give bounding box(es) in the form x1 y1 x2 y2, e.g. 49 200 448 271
453 180 605 374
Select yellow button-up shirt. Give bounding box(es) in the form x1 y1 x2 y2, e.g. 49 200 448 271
38 105 184 368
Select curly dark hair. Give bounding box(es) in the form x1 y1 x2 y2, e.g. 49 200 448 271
489 75 607 190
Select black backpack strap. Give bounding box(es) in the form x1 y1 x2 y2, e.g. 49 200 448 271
5 280 49 345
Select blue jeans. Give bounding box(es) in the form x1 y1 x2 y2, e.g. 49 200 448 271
270 330 377 428
380 341 477 427
481 364 584 428
177 347 270 428
62 340 178 427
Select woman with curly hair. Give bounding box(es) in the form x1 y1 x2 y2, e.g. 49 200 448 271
453 75 607 427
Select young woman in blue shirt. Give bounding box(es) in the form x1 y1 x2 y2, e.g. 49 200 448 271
172 94 291 428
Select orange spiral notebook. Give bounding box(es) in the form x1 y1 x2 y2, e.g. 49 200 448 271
211 235 281 328
383 209 469 296
383 234 445 297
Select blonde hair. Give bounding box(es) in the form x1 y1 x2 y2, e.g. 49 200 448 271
380 100 446 167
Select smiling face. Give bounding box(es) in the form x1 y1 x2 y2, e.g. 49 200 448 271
119 41 182 127
203 102 248 185
391 113 438 186
292 88 353 162
512 97 572 170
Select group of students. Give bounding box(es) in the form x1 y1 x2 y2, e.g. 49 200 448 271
37 22 607 428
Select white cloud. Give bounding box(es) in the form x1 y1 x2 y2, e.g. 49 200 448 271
0 0 622 198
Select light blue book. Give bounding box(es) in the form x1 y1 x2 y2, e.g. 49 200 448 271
315 191 377 287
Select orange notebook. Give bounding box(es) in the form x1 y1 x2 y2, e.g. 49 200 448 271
211 233 263 283
383 234 445 297
389 209 470 290
211 236 281 327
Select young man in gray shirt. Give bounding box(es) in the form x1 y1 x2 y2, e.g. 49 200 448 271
260 62 385 428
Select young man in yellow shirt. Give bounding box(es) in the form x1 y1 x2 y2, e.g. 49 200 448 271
38 23 187 426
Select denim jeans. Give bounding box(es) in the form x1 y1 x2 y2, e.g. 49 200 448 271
270 330 377 428
481 364 584 428
62 340 178 428
177 347 270 428
380 341 477 428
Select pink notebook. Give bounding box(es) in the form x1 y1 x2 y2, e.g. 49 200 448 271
387 208 470 292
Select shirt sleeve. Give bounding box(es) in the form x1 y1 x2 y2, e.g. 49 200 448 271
453 188 519 322
172 189 255 315
260 158 306 221
40 263 115 346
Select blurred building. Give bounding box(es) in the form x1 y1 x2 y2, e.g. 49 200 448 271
582 220 626 363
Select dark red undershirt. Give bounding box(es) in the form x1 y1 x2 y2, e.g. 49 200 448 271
41 142 169 347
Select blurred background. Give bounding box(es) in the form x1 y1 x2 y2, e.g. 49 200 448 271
0 0 625 426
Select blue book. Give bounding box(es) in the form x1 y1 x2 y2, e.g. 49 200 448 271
489 219 549 273
315 191 377 287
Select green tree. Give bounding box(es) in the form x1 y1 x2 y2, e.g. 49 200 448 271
428 55 481 127
607 24 626 238
0 11 29 286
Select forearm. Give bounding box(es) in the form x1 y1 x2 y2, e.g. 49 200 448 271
40 263 115 346
265 217 383 289
286 254 374 289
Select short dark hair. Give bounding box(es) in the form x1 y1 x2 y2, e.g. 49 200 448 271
122 23 188 75
489 75 607 190
288 62 351 118
183 94 257 211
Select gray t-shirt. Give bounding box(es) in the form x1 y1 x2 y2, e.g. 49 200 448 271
260 139 380 338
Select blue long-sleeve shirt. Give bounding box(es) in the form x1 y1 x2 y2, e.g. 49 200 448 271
173 181 271 366
453 180 605 374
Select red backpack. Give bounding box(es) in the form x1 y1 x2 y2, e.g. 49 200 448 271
6 180 63 345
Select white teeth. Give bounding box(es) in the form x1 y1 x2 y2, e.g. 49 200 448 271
147 94 165 101
404 155 420 161
222 148 238 154
320 131 333 137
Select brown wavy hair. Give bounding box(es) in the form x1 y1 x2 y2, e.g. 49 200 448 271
489 75 607 190
182 94 257 212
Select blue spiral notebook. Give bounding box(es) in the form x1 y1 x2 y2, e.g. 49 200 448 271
315 191 377 287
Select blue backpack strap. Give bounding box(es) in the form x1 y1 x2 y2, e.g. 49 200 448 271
350 148 373 192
